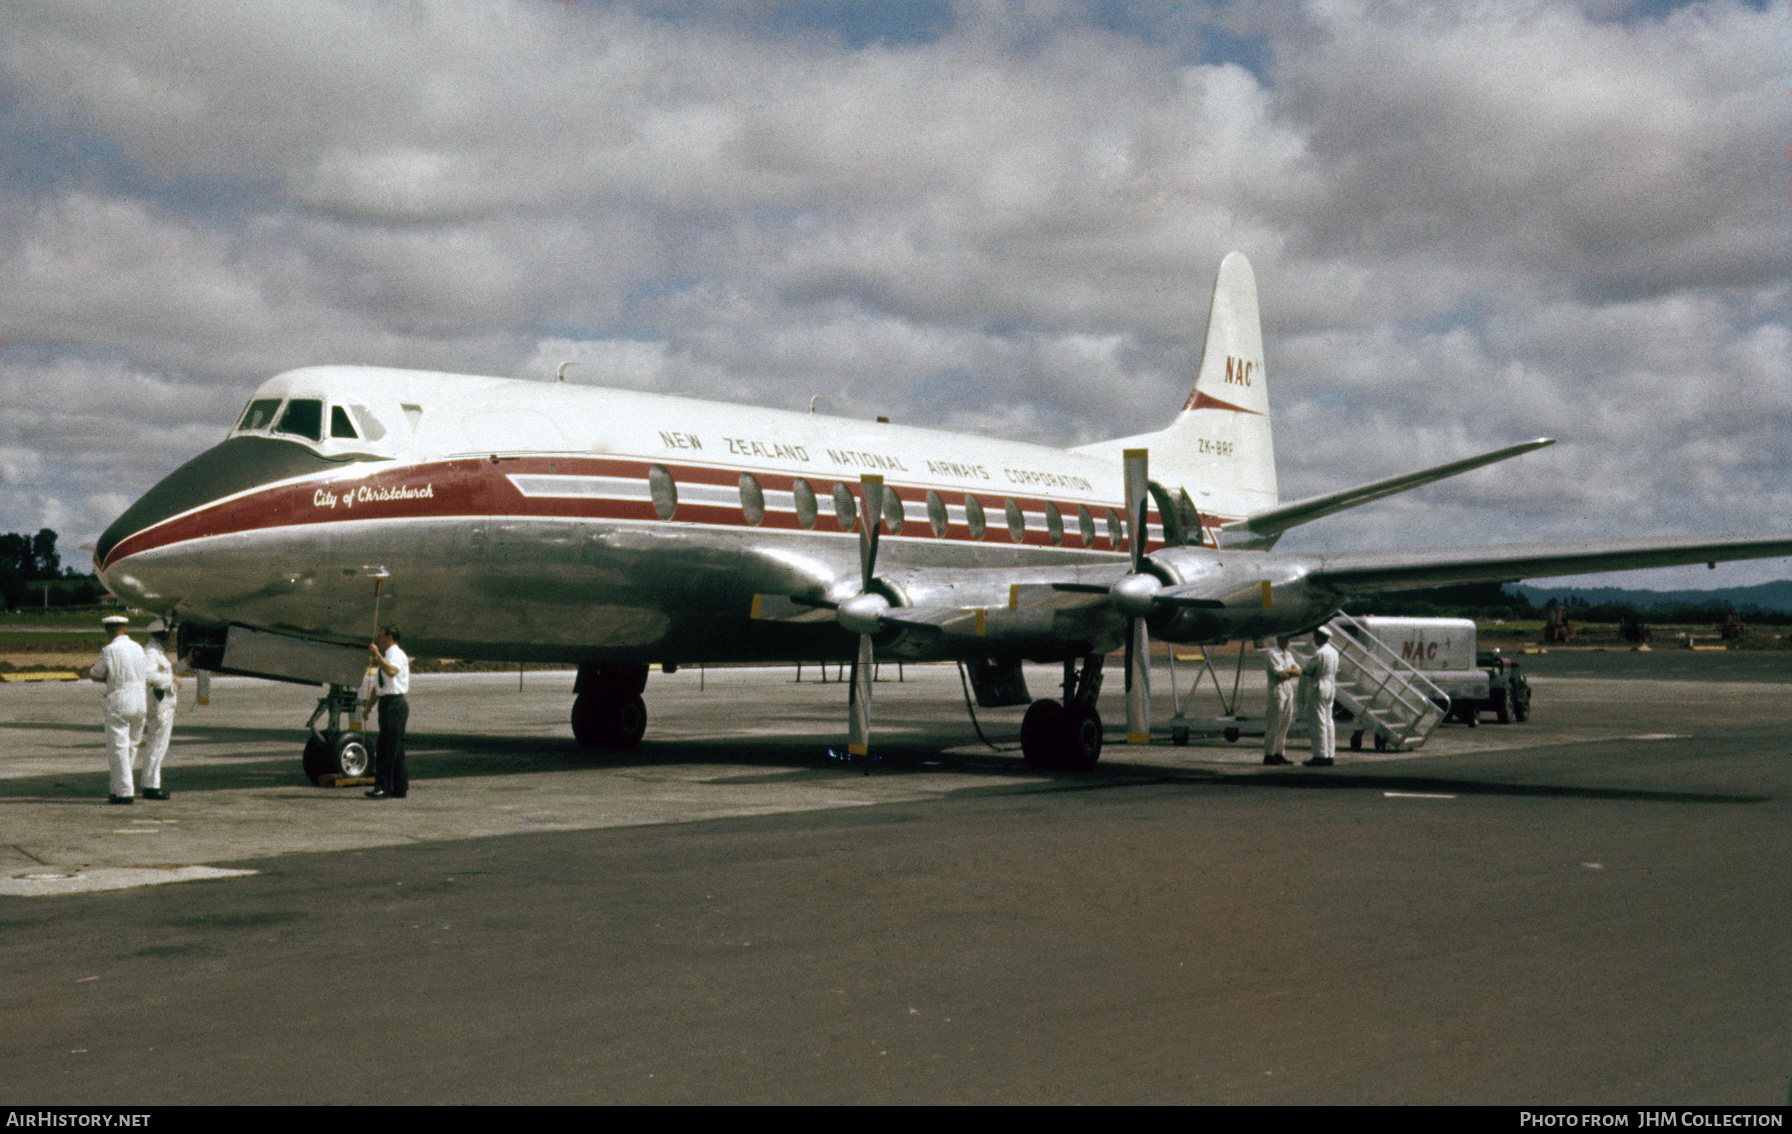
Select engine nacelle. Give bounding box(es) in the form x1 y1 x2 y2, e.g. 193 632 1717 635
1144 547 1337 643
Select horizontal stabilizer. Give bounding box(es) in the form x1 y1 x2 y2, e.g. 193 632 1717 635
1311 533 1792 595
1222 439 1555 544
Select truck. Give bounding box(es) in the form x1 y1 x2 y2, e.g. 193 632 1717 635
1343 617 1529 726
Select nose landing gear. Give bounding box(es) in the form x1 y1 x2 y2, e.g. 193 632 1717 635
302 683 373 783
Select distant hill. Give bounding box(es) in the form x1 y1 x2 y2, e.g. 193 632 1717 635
1511 580 1792 615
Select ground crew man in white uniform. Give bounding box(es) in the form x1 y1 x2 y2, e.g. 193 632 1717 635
138 624 180 800
1300 624 1340 767
89 615 149 804
1262 636 1300 765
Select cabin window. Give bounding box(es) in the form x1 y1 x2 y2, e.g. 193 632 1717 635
738 474 765 526
882 489 904 535
275 399 324 442
1106 507 1123 548
1077 505 1096 548
964 494 987 540
1004 499 1026 543
349 405 387 441
330 406 359 439
237 399 282 432
792 479 818 529
831 482 857 532
1045 502 1064 546
648 465 677 520
925 490 947 537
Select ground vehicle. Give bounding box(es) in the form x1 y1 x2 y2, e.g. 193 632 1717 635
1346 617 1489 724
1476 650 1532 723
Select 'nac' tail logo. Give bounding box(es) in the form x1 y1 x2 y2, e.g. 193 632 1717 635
1182 355 1257 411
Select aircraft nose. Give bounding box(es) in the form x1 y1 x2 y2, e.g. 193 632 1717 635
96 435 351 570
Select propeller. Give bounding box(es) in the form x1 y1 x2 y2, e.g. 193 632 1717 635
835 474 890 757
1118 449 1156 744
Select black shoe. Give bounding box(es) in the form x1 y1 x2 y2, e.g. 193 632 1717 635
365 789 391 800
141 788 170 800
108 794 134 805
1263 754 1292 766
1303 756 1334 767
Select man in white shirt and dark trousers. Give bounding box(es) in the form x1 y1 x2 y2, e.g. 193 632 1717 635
366 626 411 800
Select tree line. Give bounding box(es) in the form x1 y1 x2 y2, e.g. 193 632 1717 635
1342 582 1789 626
0 529 107 610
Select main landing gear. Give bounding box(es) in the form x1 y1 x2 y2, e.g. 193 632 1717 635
303 683 372 784
572 662 648 749
1020 653 1106 773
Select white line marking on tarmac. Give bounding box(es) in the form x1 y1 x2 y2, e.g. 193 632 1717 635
1 866 258 897
1383 791 1456 799
1621 734 1689 740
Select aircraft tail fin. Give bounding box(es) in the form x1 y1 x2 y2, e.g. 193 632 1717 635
1073 252 1278 532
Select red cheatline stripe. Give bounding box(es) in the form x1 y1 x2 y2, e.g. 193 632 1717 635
1183 390 1263 415
105 453 1240 566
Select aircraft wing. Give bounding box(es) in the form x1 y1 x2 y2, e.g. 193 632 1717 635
1221 439 1555 543
1308 533 1792 595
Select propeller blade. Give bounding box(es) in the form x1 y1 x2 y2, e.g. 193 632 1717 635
1121 449 1152 743
847 632 874 757
1123 448 1149 573
1125 614 1151 744
860 474 884 593
845 474 886 760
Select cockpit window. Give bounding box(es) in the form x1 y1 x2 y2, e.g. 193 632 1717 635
237 399 283 432
275 399 324 442
330 405 359 439
348 404 387 441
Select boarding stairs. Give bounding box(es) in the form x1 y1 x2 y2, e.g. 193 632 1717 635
1290 613 1448 752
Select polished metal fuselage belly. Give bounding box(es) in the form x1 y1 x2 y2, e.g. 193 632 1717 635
119 510 1149 665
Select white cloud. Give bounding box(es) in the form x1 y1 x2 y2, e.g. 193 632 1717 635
0 0 1782 586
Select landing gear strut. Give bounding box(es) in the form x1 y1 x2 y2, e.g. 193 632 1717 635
1021 653 1105 772
303 683 372 784
572 662 649 749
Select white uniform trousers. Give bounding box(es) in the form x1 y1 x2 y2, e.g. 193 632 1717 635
106 705 147 797
1307 679 1336 755
140 695 176 790
1264 683 1295 757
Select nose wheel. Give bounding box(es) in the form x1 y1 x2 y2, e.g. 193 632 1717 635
303 731 373 782
302 683 373 784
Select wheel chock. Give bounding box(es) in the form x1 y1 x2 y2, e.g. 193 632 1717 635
317 774 376 788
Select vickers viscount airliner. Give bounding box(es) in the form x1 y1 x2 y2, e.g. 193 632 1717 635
96 253 1792 780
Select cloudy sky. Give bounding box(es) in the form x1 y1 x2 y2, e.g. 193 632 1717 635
2 0 1787 589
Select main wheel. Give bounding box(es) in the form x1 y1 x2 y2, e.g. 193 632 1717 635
1491 687 1511 724
1512 683 1531 722
1059 702 1104 772
1020 699 1065 770
572 690 648 748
